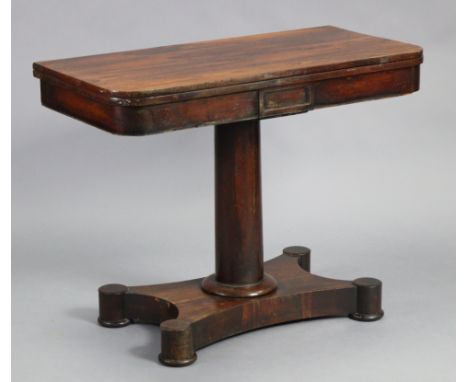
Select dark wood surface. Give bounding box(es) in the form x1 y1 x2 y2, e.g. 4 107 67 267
33 26 422 135
35 27 419 367
213 121 263 285
33 26 421 100
98 250 383 366
201 120 278 297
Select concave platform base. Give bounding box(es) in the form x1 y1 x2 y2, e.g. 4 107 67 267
98 247 383 367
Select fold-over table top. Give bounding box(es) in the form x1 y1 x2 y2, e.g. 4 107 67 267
33 26 422 135
34 26 422 103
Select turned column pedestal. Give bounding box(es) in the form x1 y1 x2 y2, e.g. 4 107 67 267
201 120 277 298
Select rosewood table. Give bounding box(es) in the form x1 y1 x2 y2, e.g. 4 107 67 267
33 26 423 367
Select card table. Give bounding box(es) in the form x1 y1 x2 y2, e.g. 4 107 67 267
33 26 423 366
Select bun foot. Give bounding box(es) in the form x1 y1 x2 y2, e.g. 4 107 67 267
349 277 384 322
282 246 311 272
98 284 131 328
158 319 197 367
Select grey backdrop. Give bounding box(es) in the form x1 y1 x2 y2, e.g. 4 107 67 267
12 1 455 381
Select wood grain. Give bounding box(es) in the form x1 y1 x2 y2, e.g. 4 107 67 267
35 27 401 366
99 251 384 366
39 65 420 135
34 26 422 135
33 26 422 105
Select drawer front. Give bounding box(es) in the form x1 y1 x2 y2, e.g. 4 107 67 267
259 85 314 118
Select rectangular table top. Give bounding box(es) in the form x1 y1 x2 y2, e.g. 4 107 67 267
33 26 422 135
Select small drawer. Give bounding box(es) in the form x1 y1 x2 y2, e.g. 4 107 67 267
259 85 314 118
